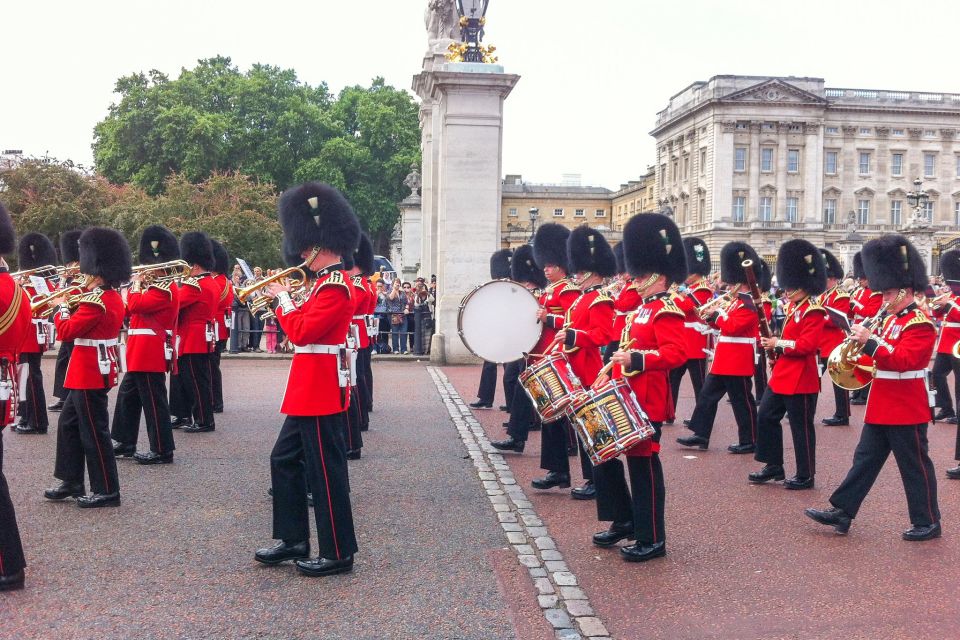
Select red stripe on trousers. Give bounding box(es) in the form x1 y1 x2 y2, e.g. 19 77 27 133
188 358 207 425
315 417 341 560
914 425 936 523
82 391 111 494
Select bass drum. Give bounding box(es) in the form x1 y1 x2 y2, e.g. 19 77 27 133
458 279 541 363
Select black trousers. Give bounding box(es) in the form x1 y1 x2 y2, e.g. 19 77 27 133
210 339 226 412
111 371 175 455
507 364 535 443
830 423 940 527
932 352 960 416
476 361 500 405
359 347 373 413
669 358 707 412
170 353 215 428
754 357 768 401
344 387 364 452
54 389 119 495
355 352 371 431
687 373 758 445
0 430 26 577
818 355 850 419
540 416 593 481
503 359 521 409
754 388 818 478
851 383 870 402
592 422 665 545
271 413 357 560
17 352 48 429
52 341 74 400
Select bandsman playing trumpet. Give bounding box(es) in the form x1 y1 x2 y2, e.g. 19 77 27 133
48 229 84 413
817 249 853 427
209 240 233 415
848 252 882 406
931 250 960 426
669 237 713 421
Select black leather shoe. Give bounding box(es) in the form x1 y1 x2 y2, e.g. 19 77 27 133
171 416 192 429
804 506 852 534
902 522 941 541
346 449 361 460
821 415 849 426
531 472 570 490
727 443 755 454
0 569 25 591
491 437 525 453
566 444 576 456
76 492 121 508
468 401 493 410
620 541 666 562
44 481 84 501
183 423 215 433
592 522 634 547
47 399 65 412
571 481 596 500
255 540 310 565
682 419 692 427
295 555 354 577
945 416 959 425
748 464 785 484
849 398 867 406
14 424 47 434
499 405 509 411
134 451 173 465
113 442 136 457
663 419 675 426
677 435 708 450
213 406 224 414
784 476 814 490
934 408 955 421
946 466 960 479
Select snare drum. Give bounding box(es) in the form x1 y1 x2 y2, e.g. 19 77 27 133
458 279 542 363
567 379 656 465
519 352 582 423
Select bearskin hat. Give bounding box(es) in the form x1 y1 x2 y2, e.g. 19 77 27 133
720 241 760 285
613 242 626 275
79 227 132 287
940 250 960 283
490 248 513 280
759 258 772 291
138 225 180 266
683 237 711 277
210 239 229 275
278 182 360 259
853 252 866 280
533 223 570 271
862 234 928 292
0 203 14 256
819 248 844 280
180 231 215 271
60 229 83 264
567 226 617 278
511 244 547 288
621 213 688 284
352 234 375 277
776 239 827 296
17 233 56 270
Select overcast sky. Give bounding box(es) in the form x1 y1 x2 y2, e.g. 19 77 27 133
3 0 959 189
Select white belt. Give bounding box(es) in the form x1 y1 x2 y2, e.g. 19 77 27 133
352 315 367 320
875 369 927 380
31 318 47 325
943 322 960 329
294 343 344 355
127 329 156 336
717 336 756 344
615 311 630 317
74 338 119 347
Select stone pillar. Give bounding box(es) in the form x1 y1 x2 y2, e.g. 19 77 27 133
903 226 937 274
398 194 422 281
835 231 863 277
417 99 438 280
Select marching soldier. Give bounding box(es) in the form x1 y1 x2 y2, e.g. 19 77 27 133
931 250 960 425
669 237 713 420
43 228 131 508
806 234 940 541
209 240 233 414
749 240 827 489
48 229 83 413
590 213 687 563
343 234 376 459
169 232 219 433
13 233 58 434
818 249 852 427
0 202 35 591
848 252 881 406
359 241 377 419
470 249 513 410
677 242 760 454
752 259 774 400
606 243 638 364
110 225 181 464
254 181 359 577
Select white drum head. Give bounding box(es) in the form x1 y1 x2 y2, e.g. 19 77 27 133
458 280 542 363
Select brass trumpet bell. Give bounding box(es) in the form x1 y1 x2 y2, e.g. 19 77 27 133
826 343 876 391
952 340 960 359
132 260 191 283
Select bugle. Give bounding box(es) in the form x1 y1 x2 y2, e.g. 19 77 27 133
11 265 59 281
29 279 94 319
697 290 735 319
131 260 191 284
236 264 310 319
826 294 898 390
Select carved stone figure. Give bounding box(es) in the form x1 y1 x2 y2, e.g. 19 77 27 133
425 0 459 44
403 164 422 197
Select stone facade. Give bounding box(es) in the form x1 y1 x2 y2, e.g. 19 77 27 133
611 167 657 230
500 175 616 248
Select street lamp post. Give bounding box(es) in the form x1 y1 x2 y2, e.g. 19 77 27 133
455 0 490 63
528 207 539 242
906 177 930 227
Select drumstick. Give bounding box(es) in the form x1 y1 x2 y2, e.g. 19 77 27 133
596 339 635 380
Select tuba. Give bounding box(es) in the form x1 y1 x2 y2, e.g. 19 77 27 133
826 292 899 390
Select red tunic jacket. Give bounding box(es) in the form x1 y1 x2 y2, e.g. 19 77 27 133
214 274 233 342
54 288 125 390
612 280 641 340
177 274 219 355
126 281 179 373
851 286 883 323
19 281 56 354
709 293 759 377
276 269 354 417
0 272 33 425
533 279 579 358
932 295 960 354
350 275 370 349
862 305 936 425
562 286 614 386
770 297 826 395
817 286 851 356
676 283 713 360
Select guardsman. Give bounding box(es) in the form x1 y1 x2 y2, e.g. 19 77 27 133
111 225 181 464
470 249 513 410
749 240 827 489
532 226 615 498
806 234 940 541
0 202 35 591
344 234 376 459
169 232 219 433
13 233 58 434
752 259 774 399
677 242 760 454
931 250 960 425
254 182 360 577
669 237 713 421
590 213 687 563
209 240 233 414
817 249 852 427
43 228 131 508
848 252 882 406
48 229 83 412
359 241 377 419
606 243 639 364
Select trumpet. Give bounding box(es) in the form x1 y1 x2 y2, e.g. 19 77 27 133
236 264 310 319
697 290 736 319
57 265 80 283
11 265 59 281
131 260 191 284
29 277 95 319
826 294 899 390
931 290 956 313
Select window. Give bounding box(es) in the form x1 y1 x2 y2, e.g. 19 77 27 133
857 199 870 225
891 153 904 176
890 200 902 226
553 208 564 217
925 130 936 137
955 201 960 226
682 201 689 220
761 148 774 172
762 122 775 131
508 207 518 217
759 196 773 221
732 196 745 222
824 198 837 224
787 149 800 173
924 153 936 177
786 197 799 222
595 209 606 218
660 164 666 184
859 152 871 174
923 201 934 220
672 161 678 180
574 208 585 217
700 150 707 175
825 151 838 174
699 198 705 218
683 157 689 179
860 127 871 135
734 147 747 172
956 156 960 178
789 124 802 132
826 127 839 134
735 122 748 130
892 128 904 136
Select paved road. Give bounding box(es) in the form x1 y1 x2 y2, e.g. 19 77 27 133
3 360 550 640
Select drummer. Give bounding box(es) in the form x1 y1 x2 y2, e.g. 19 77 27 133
590 213 687 563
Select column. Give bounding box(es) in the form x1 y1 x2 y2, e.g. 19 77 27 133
748 122 760 220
